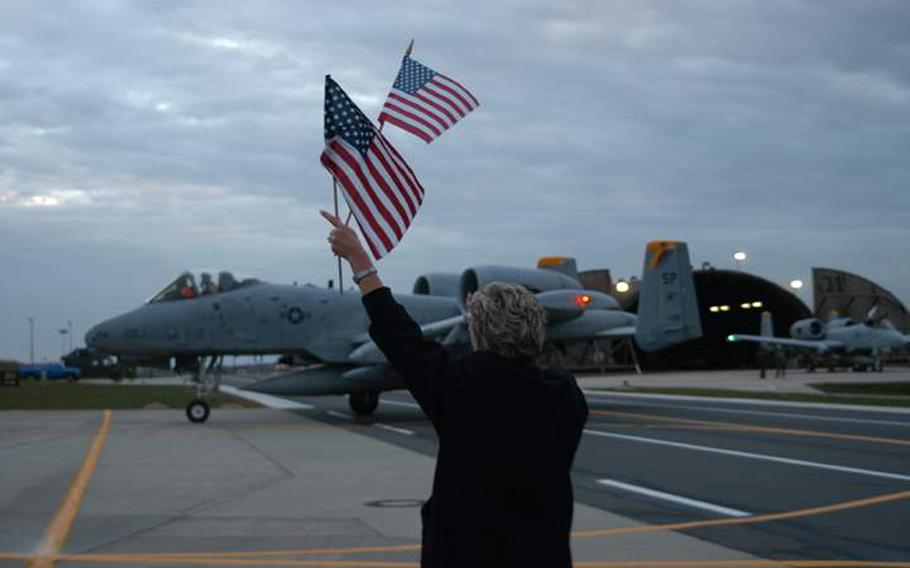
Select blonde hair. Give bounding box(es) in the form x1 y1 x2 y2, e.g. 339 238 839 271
467 282 548 361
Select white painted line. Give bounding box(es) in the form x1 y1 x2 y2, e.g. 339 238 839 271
327 410 353 420
221 386 313 410
583 429 910 482
582 389 910 415
597 479 751 517
380 399 422 410
596 399 910 428
375 423 415 436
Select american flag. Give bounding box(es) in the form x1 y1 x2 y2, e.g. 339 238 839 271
320 76 425 260
379 56 479 143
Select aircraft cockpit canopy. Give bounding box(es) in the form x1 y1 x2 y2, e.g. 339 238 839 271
147 270 262 303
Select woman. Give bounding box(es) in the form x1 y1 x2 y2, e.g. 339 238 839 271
322 210 588 568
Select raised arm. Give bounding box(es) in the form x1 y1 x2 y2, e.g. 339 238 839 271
321 210 452 422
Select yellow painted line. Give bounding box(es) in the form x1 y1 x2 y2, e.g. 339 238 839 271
75 544 422 560
43 486 910 562
53 555 418 567
44 556 910 568
573 562 910 567
26 410 112 568
589 409 910 447
573 487 910 538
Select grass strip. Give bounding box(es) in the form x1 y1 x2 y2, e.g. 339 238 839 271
809 382 910 396
592 386 910 408
0 382 259 410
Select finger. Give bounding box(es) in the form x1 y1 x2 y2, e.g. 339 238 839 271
320 209 344 228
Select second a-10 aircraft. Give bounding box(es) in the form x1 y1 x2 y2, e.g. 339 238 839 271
86 241 702 423
728 306 910 372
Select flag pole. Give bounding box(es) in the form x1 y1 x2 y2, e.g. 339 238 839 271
405 38 414 58
333 178 343 295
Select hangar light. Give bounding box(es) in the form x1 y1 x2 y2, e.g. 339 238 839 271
751 301 763 308
720 305 731 312
615 280 630 294
740 303 751 309
709 306 720 313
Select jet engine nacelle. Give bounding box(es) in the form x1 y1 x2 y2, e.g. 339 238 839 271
535 289 619 322
459 266 582 304
412 273 461 298
790 318 825 340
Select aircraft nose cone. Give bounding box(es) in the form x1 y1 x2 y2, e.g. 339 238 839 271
85 322 113 352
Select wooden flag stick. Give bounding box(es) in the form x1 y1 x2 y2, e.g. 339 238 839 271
333 178 343 295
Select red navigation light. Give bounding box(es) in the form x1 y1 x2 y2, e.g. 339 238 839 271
576 294 592 307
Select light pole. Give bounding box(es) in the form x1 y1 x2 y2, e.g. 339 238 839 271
732 250 747 270
58 329 68 359
67 320 74 352
27 317 34 364
789 279 804 290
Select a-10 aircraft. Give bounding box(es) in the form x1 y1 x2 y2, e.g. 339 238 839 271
727 307 910 372
86 241 702 423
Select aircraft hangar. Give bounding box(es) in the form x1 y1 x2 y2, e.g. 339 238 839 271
605 268 813 369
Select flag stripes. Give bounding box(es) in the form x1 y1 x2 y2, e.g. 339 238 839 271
321 135 424 259
379 56 478 143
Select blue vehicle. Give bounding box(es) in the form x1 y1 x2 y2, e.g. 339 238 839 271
17 363 81 381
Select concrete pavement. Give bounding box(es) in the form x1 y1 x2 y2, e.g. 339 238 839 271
0 408 760 567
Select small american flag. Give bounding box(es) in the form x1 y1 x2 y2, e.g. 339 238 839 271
379 55 479 143
320 76 425 260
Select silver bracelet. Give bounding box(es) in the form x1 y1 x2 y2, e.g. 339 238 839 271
352 266 377 284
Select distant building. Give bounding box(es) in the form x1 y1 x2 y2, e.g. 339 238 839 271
813 268 910 333
619 269 812 369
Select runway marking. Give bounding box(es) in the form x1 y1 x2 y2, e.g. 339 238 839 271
26 410 112 568
583 428 910 481
38 486 910 563
220 386 314 410
374 423 414 436
48 555 413 567
593 398 910 428
589 409 910 447
326 410 353 420
35 553 910 567
379 399 421 410
573 487 910 538
572 562 910 567
597 479 751 517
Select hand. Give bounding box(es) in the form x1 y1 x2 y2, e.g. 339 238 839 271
320 210 372 271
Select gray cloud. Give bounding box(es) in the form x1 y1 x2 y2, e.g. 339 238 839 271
2 0 909 360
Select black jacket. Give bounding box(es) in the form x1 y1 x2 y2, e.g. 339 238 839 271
363 288 589 568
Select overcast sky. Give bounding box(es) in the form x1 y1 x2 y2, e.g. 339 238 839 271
2 0 908 362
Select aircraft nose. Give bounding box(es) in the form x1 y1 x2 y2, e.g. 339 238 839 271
85 320 115 352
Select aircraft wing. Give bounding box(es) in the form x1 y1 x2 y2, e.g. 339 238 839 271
596 326 636 338
727 334 844 352
348 315 465 364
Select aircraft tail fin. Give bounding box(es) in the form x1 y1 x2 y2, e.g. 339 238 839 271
634 241 702 351
537 257 579 280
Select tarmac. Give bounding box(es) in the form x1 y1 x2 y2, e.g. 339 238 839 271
1 408 761 567
3 368 908 567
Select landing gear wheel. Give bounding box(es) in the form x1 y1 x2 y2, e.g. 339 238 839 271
186 399 210 423
349 392 379 416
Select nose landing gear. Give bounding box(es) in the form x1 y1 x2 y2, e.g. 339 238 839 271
184 355 222 423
